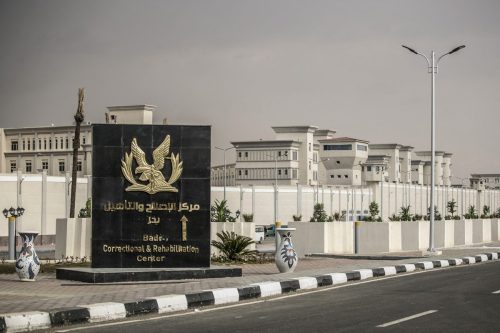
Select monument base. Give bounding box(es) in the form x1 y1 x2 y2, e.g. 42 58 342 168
56 266 242 283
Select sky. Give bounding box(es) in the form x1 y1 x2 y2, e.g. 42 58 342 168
0 0 499 180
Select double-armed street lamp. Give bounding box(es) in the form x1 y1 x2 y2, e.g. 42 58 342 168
3 206 25 260
402 44 465 254
214 146 237 202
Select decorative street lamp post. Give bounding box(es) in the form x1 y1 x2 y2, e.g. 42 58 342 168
2 206 25 260
402 44 465 254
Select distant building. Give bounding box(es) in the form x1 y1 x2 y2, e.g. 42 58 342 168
470 174 500 190
413 151 453 186
230 126 320 186
0 105 156 176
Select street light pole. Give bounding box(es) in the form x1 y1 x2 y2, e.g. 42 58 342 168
215 146 236 202
3 206 25 260
403 44 465 254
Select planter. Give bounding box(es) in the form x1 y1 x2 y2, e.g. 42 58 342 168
15 232 40 282
275 228 298 273
288 222 354 256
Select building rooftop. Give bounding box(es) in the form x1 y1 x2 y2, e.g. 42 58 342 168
230 140 302 148
272 126 318 134
319 137 369 144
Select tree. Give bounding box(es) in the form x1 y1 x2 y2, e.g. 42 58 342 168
210 199 239 222
310 203 328 222
70 88 85 218
369 201 379 221
447 199 457 217
399 205 412 221
464 205 477 219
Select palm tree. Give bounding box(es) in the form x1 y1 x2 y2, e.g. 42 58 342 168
70 88 85 218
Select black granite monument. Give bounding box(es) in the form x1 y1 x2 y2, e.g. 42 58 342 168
57 124 241 282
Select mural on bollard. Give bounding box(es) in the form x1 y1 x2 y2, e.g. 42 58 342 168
91 124 211 268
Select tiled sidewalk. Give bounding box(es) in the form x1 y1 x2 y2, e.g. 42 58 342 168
0 244 499 314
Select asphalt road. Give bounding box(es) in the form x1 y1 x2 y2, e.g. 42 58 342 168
56 261 500 333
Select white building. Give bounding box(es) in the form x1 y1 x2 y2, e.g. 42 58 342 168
413 151 453 186
0 105 156 176
318 137 369 186
470 173 500 190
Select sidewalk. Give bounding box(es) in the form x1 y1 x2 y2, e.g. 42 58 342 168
0 242 499 315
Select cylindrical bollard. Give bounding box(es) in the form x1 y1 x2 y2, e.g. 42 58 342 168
8 216 16 260
354 221 361 254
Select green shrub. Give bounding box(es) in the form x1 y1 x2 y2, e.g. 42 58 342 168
292 214 302 221
310 203 328 222
211 231 256 260
242 214 253 222
78 198 92 218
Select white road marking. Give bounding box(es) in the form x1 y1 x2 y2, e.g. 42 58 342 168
492 290 500 294
376 310 438 328
54 260 500 333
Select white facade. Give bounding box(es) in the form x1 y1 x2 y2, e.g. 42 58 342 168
319 137 369 186
0 125 93 176
0 105 157 176
413 151 453 186
227 126 320 186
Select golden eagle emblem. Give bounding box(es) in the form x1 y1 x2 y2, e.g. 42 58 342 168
121 135 183 194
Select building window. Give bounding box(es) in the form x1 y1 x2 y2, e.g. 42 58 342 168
55 139 58 149
238 170 242 176
82 136 86 145
44 139 47 150
42 161 48 170
308 143 311 152
244 152 248 158
337 175 341 178
32 139 35 150
38 139 41 150
58 160 65 172
376 166 380 172
77 161 82 172
278 151 282 157
25 161 32 173
278 169 282 176
11 140 18 151
324 144 352 151
10 161 17 173
357 144 367 151
49 138 52 149
367 166 372 172
345 175 348 178
309 161 311 170
27 140 31 150
284 169 288 175
244 170 248 176
330 175 334 178
66 138 69 149
238 152 241 158
293 169 298 179
293 151 298 160
313 153 317 163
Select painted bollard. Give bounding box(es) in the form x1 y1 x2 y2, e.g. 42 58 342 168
275 227 298 273
15 232 40 281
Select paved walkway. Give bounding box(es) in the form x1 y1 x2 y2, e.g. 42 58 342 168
1 243 499 315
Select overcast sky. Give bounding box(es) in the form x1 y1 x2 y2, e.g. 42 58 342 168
1 0 499 180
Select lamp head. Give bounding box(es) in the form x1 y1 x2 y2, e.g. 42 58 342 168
2 209 7 218
448 45 466 55
8 207 15 216
402 45 419 55
17 207 25 216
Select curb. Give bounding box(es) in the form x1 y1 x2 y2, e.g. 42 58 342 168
1 252 498 332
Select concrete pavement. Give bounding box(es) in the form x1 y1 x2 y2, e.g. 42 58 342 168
0 242 499 331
